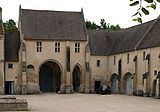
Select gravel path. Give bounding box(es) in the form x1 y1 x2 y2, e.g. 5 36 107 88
9 93 160 112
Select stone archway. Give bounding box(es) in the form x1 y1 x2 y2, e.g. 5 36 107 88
72 65 81 92
152 79 157 97
110 74 119 94
39 61 61 93
123 72 132 95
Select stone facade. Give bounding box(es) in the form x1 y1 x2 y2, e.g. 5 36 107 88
0 7 160 98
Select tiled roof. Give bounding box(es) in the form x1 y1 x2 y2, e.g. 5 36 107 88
5 31 20 61
88 18 158 55
20 9 87 41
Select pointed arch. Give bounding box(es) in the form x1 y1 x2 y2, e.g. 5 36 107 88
72 63 82 92
110 73 119 94
123 72 132 95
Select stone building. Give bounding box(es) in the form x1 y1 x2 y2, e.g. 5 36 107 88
0 7 160 98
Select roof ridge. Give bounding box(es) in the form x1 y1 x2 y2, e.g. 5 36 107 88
134 18 158 49
21 8 81 13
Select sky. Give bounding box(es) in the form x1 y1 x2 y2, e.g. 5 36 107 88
0 0 160 28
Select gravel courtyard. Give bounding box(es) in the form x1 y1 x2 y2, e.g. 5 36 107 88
11 93 160 112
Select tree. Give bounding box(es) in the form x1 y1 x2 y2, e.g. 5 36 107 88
85 20 100 30
130 0 160 23
3 19 18 32
86 19 122 31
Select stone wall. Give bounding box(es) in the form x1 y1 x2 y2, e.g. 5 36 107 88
0 96 28 111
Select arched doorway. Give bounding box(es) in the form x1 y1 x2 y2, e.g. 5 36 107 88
73 65 81 92
152 79 157 97
124 72 132 95
110 74 118 94
39 61 61 92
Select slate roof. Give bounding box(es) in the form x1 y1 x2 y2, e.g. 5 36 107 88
88 30 113 55
20 9 87 41
89 17 160 56
5 32 20 61
136 17 160 49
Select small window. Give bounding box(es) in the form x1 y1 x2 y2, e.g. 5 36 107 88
27 64 34 69
154 70 157 75
114 56 116 65
37 41 42 52
97 60 100 67
143 51 145 60
127 53 129 64
75 42 80 53
8 64 13 69
55 42 60 52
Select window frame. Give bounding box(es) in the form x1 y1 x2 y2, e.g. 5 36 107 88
36 41 42 52
55 42 60 53
127 53 129 64
8 64 13 69
114 56 116 65
154 70 157 75
97 60 100 67
143 51 146 60
75 42 80 53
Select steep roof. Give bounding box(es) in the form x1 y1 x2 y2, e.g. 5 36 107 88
88 30 114 55
5 32 20 61
88 18 158 56
20 9 87 41
136 17 160 49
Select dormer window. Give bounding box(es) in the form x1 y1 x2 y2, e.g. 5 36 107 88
75 42 80 53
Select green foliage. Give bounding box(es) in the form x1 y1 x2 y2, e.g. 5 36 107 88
85 20 100 30
144 0 153 3
141 7 149 15
130 1 139 6
85 19 122 31
130 0 160 23
3 19 18 32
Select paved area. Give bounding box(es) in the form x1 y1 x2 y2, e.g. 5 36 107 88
7 93 160 112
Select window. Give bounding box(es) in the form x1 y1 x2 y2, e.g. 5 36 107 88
37 41 42 52
143 51 145 60
75 42 80 53
127 53 129 64
97 60 100 67
154 70 157 75
114 56 116 65
8 64 13 69
55 42 60 52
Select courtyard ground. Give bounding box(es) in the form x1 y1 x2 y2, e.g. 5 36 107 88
8 93 160 112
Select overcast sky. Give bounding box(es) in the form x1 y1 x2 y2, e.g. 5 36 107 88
0 0 160 28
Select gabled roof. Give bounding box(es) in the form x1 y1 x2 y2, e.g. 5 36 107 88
88 18 158 56
20 8 87 41
5 31 20 62
88 30 113 55
136 17 160 49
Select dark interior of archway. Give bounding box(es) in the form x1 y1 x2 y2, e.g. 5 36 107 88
73 66 80 92
152 80 157 96
39 61 61 92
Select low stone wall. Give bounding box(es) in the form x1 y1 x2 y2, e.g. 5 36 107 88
0 96 28 111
